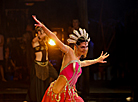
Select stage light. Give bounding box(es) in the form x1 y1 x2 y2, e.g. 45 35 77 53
25 3 34 6
48 39 56 46
126 96 132 101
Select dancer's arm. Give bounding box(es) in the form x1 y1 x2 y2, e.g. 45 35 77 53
80 51 109 67
32 15 69 54
52 76 67 94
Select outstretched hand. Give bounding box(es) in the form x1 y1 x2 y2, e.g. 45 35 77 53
97 51 109 63
32 15 44 28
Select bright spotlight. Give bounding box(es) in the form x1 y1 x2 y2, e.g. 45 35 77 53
48 39 56 46
126 96 132 101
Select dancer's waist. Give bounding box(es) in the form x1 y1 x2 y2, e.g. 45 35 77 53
34 60 49 66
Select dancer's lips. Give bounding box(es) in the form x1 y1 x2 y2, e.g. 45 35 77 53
82 51 87 53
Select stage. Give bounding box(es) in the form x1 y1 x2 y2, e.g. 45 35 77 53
0 80 132 102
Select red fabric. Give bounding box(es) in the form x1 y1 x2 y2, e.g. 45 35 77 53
41 61 84 102
41 86 84 102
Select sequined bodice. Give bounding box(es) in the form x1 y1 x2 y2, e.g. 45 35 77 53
59 60 82 87
44 60 82 102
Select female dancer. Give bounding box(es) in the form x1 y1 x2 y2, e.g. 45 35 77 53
26 26 58 102
32 15 109 102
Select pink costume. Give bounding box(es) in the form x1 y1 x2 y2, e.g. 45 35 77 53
41 60 84 102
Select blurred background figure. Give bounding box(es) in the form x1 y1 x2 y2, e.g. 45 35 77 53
22 24 35 79
0 34 7 82
4 46 16 81
68 18 80 34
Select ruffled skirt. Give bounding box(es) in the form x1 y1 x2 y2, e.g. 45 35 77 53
41 81 84 102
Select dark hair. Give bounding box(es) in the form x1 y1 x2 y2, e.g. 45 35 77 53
35 26 42 34
72 18 80 22
76 36 88 45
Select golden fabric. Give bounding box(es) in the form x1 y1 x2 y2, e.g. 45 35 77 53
35 60 49 81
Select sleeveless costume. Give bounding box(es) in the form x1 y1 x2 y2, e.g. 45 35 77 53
26 41 58 102
41 60 84 102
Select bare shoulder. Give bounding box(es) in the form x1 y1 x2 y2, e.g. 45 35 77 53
65 45 74 54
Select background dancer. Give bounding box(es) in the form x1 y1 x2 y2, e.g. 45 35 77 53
26 26 58 102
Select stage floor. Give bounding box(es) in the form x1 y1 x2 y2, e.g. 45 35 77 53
0 80 132 102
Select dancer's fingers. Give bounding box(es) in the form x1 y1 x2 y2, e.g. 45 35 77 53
32 15 41 24
105 54 110 58
102 61 107 63
101 51 103 56
103 52 108 56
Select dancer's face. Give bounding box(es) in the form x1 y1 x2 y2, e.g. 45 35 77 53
73 19 80 29
37 29 44 36
76 42 88 56
37 30 47 42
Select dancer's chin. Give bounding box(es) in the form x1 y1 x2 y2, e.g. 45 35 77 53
82 51 87 54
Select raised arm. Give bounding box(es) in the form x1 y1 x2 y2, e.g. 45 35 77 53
32 15 69 54
80 51 109 67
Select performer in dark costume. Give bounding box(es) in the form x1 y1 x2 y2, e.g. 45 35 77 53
26 26 58 102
